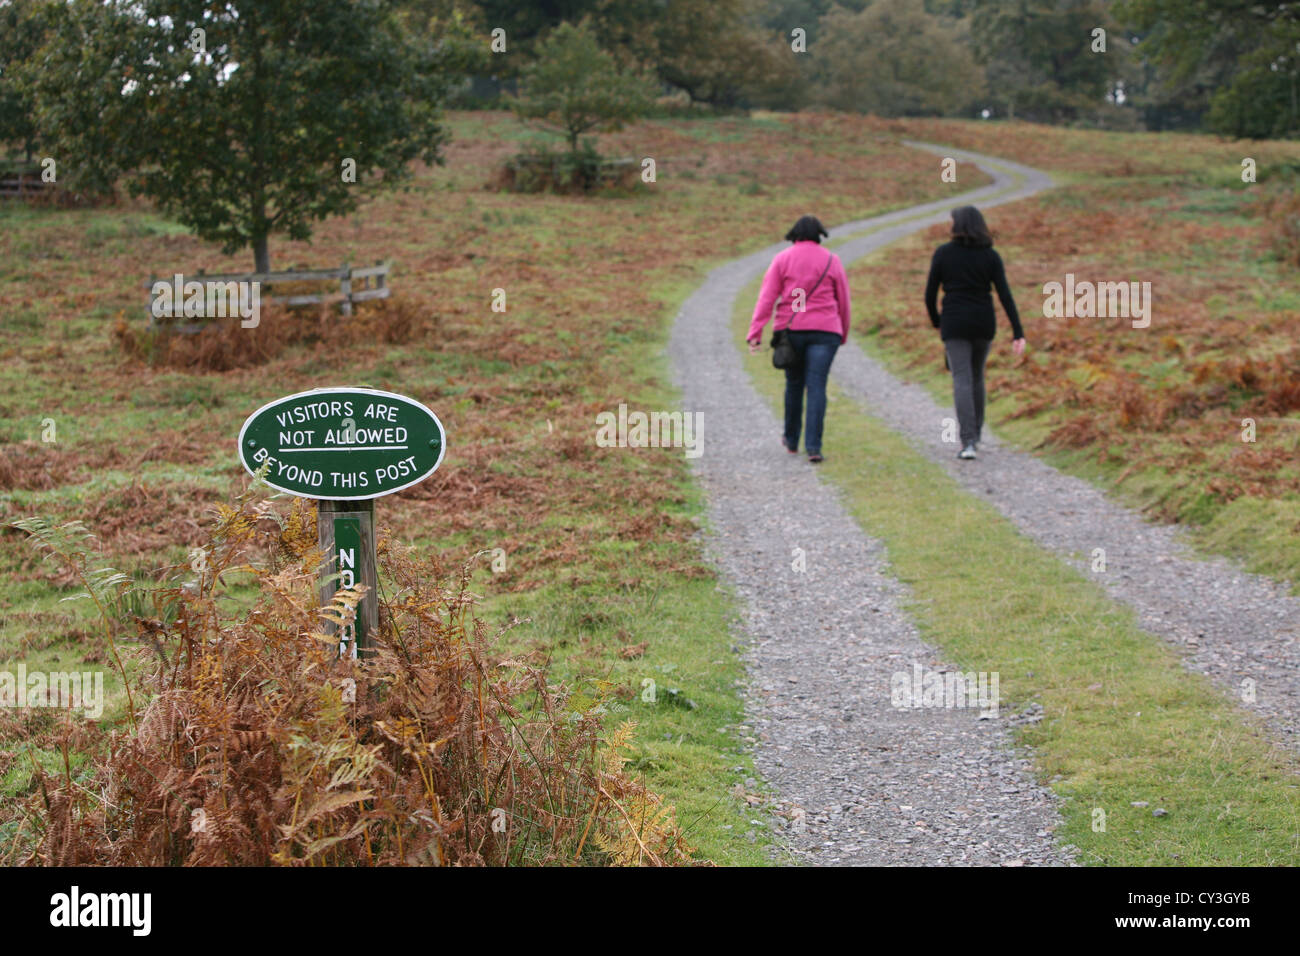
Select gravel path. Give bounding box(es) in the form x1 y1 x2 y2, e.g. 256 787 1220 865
828 154 1300 751
668 146 1074 865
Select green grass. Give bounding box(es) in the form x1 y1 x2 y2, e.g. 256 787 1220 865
733 276 1300 865
461 548 786 865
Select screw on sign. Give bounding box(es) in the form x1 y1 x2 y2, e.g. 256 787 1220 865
237 387 446 658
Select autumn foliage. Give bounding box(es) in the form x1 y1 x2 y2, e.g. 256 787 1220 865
9 490 694 866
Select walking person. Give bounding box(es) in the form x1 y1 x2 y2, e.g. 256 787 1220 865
747 215 852 463
924 205 1026 461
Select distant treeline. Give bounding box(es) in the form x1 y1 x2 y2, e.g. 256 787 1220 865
1 0 1296 167
427 0 1299 139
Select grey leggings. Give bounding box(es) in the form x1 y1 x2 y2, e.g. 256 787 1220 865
944 337 992 446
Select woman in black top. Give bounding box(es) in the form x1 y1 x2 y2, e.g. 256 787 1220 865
924 205 1025 460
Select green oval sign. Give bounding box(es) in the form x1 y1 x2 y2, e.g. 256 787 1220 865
237 387 446 500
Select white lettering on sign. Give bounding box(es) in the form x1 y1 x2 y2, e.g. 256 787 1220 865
275 402 410 453
273 459 324 487
318 426 407 447
275 400 355 427
240 388 446 501
339 547 356 589
328 471 371 489
374 456 419 484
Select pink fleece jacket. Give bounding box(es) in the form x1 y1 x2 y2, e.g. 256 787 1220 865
748 240 852 345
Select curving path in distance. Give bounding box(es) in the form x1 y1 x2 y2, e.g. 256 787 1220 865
670 141 1300 865
668 146 1072 865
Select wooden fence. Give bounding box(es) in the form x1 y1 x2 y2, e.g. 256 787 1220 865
0 167 50 199
143 261 391 332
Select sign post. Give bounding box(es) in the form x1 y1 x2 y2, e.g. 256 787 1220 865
237 387 446 658
317 499 376 657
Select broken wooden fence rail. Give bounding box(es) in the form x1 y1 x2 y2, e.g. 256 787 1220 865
142 260 391 332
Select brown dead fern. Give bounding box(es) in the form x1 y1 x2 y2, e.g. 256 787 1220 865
11 488 695 867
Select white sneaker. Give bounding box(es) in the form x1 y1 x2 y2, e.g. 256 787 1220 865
958 444 977 460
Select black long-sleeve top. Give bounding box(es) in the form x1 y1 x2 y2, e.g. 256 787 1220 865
924 241 1023 341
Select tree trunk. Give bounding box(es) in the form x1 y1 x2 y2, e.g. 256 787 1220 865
253 233 270 273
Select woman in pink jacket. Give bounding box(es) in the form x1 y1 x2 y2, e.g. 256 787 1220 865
746 215 852 463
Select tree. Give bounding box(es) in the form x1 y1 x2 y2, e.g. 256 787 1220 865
0 0 53 163
1206 45 1300 140
595 0 797 110
758 0 839 44
474 0 601 49
1120 0 1300 137
511 21 655 151
22 0 464 271
971 0 1128 123
814 0 985 116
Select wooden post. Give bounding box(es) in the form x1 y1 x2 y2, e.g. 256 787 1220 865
317 497 377 658
340 261 353 316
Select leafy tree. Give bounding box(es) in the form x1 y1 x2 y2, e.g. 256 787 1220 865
1120 0 1300 137
473 0 601 49
587 0 795 110
22 0 464 271
1122 20 1236 132
13 0 152 194
511 20 655 151
756 0 859 42
815 0 985 116
970 0 1128 123
0 0 53 163
1206 44 1300 139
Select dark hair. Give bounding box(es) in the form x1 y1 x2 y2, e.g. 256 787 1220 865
950 205 994 247
785 215 829 243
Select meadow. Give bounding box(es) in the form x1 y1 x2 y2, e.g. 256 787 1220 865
0 110 979 863
2 109 1297 864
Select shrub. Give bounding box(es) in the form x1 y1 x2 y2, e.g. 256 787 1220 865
497 140 607 194
113 296 427 373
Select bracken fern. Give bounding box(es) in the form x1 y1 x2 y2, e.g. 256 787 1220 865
11 488 695 867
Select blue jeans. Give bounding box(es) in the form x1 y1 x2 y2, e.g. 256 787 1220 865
783 331 840 455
